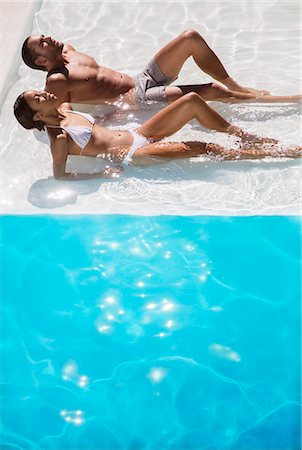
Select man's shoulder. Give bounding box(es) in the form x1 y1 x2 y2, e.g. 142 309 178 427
45 70 71 102
46 69 68 84
65 43 77 52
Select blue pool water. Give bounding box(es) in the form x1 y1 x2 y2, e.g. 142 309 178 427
0 215 300 450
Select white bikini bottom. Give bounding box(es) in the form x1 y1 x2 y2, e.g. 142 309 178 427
123 130 152 166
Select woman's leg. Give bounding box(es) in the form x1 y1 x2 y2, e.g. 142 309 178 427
131 141 302 165
211 144 302 160
164 84 302 104
131 141 212 165
137 92 231 140
137 92 276 144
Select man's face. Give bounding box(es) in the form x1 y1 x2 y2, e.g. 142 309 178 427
27 35 64 62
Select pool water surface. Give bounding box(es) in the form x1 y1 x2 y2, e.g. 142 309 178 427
1 1 301 449
0 215 300 449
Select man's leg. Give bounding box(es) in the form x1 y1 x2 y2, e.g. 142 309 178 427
164 83 302 104
164 83 255 103
154 30 269 96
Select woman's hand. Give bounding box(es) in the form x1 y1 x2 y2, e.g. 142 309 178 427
102 166 123 178
55 166 123 180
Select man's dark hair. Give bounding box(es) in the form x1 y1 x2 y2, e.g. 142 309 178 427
13 92 45 131
22 37 46 71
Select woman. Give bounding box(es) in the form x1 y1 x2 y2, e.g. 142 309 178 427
14 90 301 180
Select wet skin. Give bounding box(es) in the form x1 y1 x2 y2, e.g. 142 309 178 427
24 90 134 159
27 35 136 104
26 35 302 106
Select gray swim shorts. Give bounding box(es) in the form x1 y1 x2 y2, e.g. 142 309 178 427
134 57 176 110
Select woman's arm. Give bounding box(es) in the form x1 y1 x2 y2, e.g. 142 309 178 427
53 164 122 180
51 132 122 180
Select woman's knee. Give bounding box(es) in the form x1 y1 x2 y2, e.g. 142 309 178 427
182 91 205 105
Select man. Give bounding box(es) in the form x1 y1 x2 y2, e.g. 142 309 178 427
21 29 273 109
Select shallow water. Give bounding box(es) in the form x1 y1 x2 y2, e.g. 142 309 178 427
1 0 301 215
0 215 300 449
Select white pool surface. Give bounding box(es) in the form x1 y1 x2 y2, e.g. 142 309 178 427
0 1 41 105
1 0 301 215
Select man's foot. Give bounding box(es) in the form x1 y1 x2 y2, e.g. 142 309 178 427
223 77 270 96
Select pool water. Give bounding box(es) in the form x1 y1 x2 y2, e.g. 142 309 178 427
1 1 301 448
1 215 300 449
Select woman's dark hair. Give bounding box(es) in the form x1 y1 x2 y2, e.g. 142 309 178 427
13 92 45 131
22 37 46 72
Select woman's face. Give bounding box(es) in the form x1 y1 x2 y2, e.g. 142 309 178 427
23 90 58 114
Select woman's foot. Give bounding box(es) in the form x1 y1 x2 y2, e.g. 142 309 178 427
227 125 278 145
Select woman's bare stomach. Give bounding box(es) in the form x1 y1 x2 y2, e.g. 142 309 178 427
68 129 134 161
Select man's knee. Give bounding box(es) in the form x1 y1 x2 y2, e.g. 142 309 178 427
180 29 204 43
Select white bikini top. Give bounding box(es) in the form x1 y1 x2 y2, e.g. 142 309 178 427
47 110 95 155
